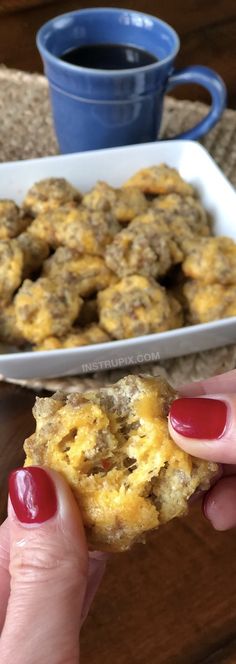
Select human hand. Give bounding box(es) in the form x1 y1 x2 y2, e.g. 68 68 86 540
168 368 236 531
0 467 107 664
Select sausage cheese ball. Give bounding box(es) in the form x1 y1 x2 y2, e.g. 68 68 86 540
98 275 181 339
53 207 120 255
105 219 182 279
17 231 49 277
34 324 110 351
125 209 210 259
0 303 25 347
28 213 57 246
0 200 29 239
183 280 236 324
15 277 83 344
83 181 148 222
24 375 218 551
31 206 120 254
150 193 211 238
0 231 50 302
0 239 23 303
182 236 236 284
0 232 49 304
43 247 115 296
124 164 194 196
122 210 170 233
23 178 81 217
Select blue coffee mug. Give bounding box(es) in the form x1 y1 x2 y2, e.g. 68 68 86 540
37 8 227 153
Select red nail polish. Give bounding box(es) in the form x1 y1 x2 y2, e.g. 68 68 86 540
9 467 57 524
169 398 227 439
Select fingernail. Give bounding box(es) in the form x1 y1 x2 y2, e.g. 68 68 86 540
9 467 57 524
169 398 227 439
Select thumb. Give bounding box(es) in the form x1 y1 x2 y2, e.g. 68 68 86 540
0 467 88 664
168 395 235 464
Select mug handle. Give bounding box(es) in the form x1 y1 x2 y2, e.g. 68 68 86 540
166 65 227 140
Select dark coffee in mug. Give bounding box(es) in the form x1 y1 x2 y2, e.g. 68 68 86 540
60 43 158 70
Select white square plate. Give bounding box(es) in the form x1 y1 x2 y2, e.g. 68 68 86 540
1 139 236 379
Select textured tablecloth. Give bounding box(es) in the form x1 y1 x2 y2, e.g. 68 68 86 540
1 65 236 391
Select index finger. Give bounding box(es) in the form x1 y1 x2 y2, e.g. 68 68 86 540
0 518 10 633
178 369 236 397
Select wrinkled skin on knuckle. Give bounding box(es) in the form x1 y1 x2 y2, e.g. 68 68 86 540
0 635 79 664
9 527 87 591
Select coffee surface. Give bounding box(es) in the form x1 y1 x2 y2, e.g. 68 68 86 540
60 43 158 70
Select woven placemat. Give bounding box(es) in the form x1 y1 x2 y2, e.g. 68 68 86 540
1 65 236 392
